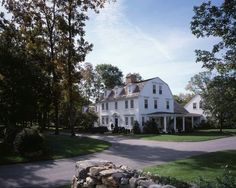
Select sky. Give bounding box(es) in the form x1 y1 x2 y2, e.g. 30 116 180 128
85 0 221 94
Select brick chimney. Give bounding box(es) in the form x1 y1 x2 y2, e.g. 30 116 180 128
125 74 137 84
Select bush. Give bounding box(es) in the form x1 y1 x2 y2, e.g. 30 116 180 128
14 127 45 158
196 165 236 188
3 125 22 146
112 126 130 134
143 119 159 134
132 121 141 134
90 126 109 134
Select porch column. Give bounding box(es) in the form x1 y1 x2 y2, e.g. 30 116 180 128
191 116 194 129
164 116 167 133
174 116 177 132
182 116 185 132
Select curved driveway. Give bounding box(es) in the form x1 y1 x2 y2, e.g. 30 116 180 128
0 135 236 188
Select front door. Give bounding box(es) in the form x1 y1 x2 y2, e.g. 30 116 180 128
115 117 118 127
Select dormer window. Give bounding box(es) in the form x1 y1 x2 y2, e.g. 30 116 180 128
128 85 132 94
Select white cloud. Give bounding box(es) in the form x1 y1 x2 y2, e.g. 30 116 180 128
85 0 213 94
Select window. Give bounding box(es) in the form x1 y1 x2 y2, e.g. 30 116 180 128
193 102 197 109
159 85 162 94
199 101 203 108
142 117 145 126
130 99 134 108
102 103 104 110
130 117 134 126
106 103 109 110
106 117 109 124
153 85 156 94
102 117 105 124
144 99 148 109
166 101 170 109
125 117 129 126
115 101 118 109
154 99 158 109
128 85 132 93
125 100 128 109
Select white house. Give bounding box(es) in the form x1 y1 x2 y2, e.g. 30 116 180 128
184 94 206 123
96 74 201 132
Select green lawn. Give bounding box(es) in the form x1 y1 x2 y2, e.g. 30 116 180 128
132 129 236 142
144 150 236 183
0 135 111 165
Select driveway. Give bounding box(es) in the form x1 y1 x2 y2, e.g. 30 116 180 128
0 135 235 188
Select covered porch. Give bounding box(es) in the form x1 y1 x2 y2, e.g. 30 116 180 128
146 112 201 133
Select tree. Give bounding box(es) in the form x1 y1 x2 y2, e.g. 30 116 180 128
173 93 195 106
191 0 236 75
126 73 143 82
202 76 236 132
95 64 123 89
185 71 212 94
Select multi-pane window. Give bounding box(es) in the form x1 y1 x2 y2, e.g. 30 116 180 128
144 99 148 109
130 117 134 126
130 100 134 108
159 85 162 94
154 99 158 109
193 102 197 109
166 101 170 109
102 103 104 110
102 117 105 124
115 101 118 109
106 117 109 124
125 117 129 126
153 85 156 94
106 103 109 110
125 100 128 109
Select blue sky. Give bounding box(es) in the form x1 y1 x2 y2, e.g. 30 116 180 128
85 0 221 94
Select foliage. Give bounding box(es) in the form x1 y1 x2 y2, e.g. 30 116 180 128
132 121 141 134
143 119 159 134
0 0 109 140
90 126 109 134
112 126 130 134
76 112 98 131
95 64 123 89
191 0 236 75
173 93 195 106
185 71 212 94
14 127 45 158
202 76 236 131
3 125 22 146
126 72 143 82
197 165 236 188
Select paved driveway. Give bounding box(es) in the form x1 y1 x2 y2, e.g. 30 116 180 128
0 135 235 188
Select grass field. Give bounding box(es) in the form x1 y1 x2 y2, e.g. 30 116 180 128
132 129 236 142
144 150 236 183
0 135 111 165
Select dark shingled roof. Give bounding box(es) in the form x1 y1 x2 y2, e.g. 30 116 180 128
174 101 189 114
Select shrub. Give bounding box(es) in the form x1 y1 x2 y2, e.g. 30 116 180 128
14 127 45 158
3 125 22 146
112 126 130 134
143 119 159 134
90 126 109 134
132 121 141 134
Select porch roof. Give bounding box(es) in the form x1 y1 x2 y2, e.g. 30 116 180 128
146 111 202 117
